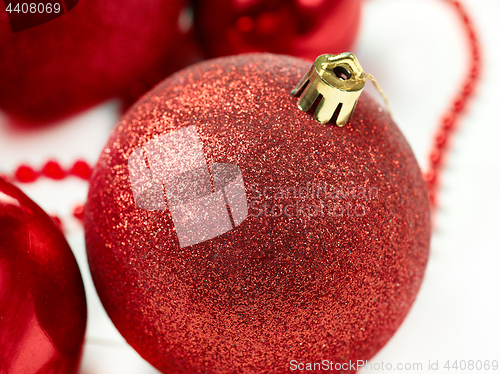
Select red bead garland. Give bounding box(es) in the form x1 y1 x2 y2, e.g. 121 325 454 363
70 160 93 180
12 159 93 183
72 203 86 221
8 160 92 231
14 164 39 183
42 160 67 180
424 0 482 209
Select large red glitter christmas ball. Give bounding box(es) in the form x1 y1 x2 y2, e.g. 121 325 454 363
85 54 430 373
194 0 361 61
0 177 87 373
0 0 188 124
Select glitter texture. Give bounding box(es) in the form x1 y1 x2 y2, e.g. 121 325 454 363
85 54 430 374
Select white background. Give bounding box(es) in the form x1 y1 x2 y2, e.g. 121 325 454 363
0 0 499 373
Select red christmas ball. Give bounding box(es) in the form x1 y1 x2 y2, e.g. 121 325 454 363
85 54 430 373
194 0 361 61
0 0 189 124
0 177 87 373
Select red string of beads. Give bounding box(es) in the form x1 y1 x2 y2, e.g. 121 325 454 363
72 203 86 221
42 160 66 180
424 0 482 210
12 159 93 183
5 160 92 231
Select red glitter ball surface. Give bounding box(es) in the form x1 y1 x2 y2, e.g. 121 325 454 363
0 0 188 124
194 0 361 61
85 54 430 373
0 177 87 373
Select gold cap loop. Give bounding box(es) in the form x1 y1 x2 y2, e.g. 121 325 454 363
292 53 366 127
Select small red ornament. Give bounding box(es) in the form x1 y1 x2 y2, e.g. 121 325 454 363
85 54 430 373
194 0 361 61
0 177 87 373
0 0 189 124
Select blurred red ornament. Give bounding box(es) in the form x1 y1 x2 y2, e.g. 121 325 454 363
85 54 430 373
0 0 191 125
0 177 87 373
194 0 361 61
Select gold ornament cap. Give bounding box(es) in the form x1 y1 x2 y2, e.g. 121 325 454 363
292 52 367 127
